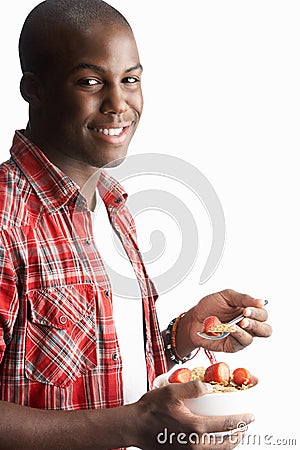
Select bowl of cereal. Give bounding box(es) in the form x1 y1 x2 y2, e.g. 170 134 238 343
153 363 259 417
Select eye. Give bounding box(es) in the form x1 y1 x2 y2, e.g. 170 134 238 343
78 78 101 86
123 76 140 84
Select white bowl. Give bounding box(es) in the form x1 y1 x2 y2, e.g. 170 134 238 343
152 372 259 417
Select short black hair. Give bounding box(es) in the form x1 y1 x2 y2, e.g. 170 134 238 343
19 0 131 76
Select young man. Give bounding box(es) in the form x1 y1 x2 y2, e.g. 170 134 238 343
0 1 271 449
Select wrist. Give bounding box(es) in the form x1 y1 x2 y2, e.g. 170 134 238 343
85 403 142 449
124 398 150 449
166 309 200 365
119 403 141 448
175 309 196 357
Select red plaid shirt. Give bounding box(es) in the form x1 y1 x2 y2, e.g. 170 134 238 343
0 130 167 411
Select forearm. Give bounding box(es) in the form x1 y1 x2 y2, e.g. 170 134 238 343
0 400 138 450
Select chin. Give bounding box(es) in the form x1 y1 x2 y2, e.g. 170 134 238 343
91 148 128 169
103 155 126 169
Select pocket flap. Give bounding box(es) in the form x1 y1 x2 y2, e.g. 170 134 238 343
27 284 95 330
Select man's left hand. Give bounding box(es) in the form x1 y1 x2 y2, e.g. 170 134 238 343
180 289 272 354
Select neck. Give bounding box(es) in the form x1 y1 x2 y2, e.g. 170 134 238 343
24 125 101 210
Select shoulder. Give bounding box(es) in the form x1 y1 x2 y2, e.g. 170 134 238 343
0 158 32 229
0 157 19 200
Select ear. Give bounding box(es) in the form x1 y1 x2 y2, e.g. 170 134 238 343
20 72 44 108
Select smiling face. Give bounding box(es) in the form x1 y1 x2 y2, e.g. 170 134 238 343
25 21 143 169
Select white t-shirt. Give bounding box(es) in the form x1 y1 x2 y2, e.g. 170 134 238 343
91 190 148 406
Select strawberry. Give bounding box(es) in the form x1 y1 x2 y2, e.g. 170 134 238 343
203 315 222 336
232 367 252 386
168 368 192 384
204 362 230 384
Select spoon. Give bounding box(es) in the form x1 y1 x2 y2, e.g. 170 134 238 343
196 299 269 341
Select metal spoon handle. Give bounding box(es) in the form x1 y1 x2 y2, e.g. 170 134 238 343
227 314 245 326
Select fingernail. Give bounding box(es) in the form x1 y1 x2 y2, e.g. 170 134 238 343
244 308 252 317
242 319 250 328
204 383 214 392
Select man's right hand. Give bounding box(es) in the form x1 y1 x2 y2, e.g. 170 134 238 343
129 380 255 449
0 381 254 449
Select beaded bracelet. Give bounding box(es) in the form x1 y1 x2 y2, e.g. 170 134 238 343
166 313 200 364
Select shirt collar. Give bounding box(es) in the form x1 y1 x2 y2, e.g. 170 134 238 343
10 130 127 213
97 170 128 209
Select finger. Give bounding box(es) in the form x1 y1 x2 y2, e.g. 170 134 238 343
220 290 266 309
239 318 272 337
200 430 246 449
196 413 255 435
243 306 268 321
228 326 254 349
168 380 214 400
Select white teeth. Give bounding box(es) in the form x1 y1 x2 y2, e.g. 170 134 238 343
109 128 123 136
92 127 123 136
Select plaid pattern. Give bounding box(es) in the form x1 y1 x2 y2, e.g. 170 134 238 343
0 131 167 412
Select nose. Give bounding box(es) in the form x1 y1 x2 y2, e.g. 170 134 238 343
100 84 128 115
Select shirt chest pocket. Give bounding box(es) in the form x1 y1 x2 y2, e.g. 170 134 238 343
25 284 97 388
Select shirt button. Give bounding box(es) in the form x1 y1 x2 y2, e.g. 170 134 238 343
59 315 68 325
104 290 110 298
111 353 119 361
114 198 122 204
85 239 91 245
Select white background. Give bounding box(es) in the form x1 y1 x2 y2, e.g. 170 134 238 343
1 1 299 448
